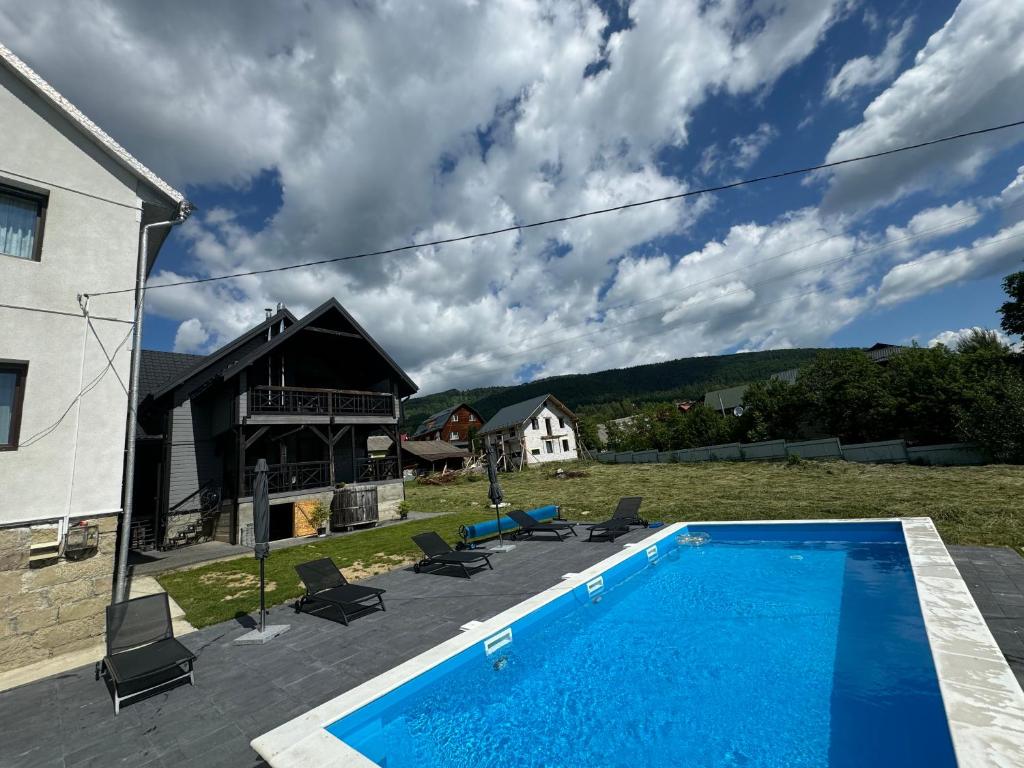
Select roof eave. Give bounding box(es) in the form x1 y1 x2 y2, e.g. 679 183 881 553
0 43 189 211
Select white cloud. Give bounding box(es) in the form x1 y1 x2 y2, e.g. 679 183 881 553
929 326 1017 349
172 318 212 353
822 0 1024 213
0 0 851 392
699 123 778 176
825 17 913 101
21 2 1022 393
883 200 981 256
876 219 1024 306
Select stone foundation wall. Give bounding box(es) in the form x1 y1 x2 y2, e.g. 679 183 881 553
0 515 117 674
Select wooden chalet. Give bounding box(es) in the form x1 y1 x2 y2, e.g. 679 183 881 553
133 298 417 549
409 402 483 449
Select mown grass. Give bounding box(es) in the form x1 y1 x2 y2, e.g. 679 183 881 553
160 460 1024 627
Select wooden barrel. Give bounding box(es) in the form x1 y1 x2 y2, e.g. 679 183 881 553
331 486 379 530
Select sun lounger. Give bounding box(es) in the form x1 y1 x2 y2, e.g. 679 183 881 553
412 532 494 578
101 593 196 714
507 509 577 540
295 558 386 625
587 496 646 541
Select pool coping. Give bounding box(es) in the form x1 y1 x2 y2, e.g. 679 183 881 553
251 518 1024 767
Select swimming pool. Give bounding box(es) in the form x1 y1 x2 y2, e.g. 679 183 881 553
253 519 1024 767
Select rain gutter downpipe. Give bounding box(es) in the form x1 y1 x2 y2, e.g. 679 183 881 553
113 201 193 603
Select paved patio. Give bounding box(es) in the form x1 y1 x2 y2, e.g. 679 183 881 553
948 545 1024 689
2 532 1021 768
0 525 655 768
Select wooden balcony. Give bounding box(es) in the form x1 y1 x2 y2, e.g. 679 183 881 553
243 460 331 496
245 385 395 424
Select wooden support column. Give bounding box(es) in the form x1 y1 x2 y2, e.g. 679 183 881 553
327 423 335 487
234 425 245 545
351 426 357 482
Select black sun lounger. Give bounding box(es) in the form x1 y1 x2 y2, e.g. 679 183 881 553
412 532 494 578
295 558 386 625
101 593 196 714
587 496 646 542
507 509 577 540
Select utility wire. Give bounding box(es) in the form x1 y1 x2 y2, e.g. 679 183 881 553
19 325 134 447
434 229 1024 380
0 302 132 324
489 196 1024 352
0 167 145 212
84 118 1024 298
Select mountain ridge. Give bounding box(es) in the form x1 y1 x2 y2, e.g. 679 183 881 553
403 347 833 431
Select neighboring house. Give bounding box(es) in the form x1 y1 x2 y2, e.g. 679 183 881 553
133 298 418 549
0 45 191 674
409 402 483 449
478 394 579 468
400 439 470 475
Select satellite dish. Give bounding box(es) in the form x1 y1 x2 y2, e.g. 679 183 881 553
733 406 745 417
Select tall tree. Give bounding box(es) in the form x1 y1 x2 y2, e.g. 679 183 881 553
954 328 1010 356
1000 270 1024 339
797 350 895 443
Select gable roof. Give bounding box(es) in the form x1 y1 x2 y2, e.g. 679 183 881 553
221 298 418 396
411 402 481 439
0 44 187 210
401 440 470 462
148 308 297 400
703 384 748 411
139 350 206 400
478 394 575 436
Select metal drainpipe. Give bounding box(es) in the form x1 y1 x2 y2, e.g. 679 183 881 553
113 201 192 603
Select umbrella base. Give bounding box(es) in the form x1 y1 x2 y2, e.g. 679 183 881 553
235 624 291 645
489 543 517 553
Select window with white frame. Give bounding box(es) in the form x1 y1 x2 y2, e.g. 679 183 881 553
450 431 459 441
451 413 458 422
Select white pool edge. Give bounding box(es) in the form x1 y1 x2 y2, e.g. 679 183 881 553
252 517 1024 767
901 517 1024 766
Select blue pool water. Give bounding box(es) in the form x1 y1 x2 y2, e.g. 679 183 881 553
327 523 956 767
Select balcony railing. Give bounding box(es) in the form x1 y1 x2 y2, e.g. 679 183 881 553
356 457 400 482
248 386 393 418
243 460 330 495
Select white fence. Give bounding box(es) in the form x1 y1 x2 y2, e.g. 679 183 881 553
597 438 987 467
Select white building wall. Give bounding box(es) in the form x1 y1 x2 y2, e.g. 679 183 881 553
0 65 148 528
482 401 578 467
521 403 577 464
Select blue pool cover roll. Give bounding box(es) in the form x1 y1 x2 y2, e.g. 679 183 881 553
460 504 559 542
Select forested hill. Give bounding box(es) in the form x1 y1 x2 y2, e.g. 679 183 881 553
403 347 831 431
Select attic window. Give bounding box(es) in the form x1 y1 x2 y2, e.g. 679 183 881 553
451 414 458 422
0 184 47 261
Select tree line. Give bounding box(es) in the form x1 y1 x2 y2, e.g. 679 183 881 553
596 270 1024 464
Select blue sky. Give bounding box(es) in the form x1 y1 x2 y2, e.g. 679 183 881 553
3 0 1022 393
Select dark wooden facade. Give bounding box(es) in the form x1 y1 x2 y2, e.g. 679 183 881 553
134 299 417 548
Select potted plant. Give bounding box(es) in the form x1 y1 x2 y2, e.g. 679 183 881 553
308 499 331 537
398 500 411 520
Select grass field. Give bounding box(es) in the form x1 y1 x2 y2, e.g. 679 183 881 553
159 460 1024 628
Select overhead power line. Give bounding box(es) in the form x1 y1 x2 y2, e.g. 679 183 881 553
433 229 1024 379
84 118 1024 298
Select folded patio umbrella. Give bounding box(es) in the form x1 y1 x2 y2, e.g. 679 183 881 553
486 445 514 552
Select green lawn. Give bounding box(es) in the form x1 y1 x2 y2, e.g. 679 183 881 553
159 460 1024 628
